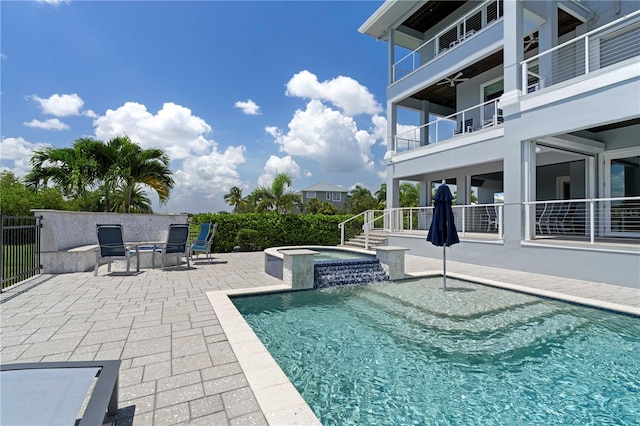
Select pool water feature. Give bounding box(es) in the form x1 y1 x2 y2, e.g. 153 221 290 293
233 278 640 425
314 258 388 288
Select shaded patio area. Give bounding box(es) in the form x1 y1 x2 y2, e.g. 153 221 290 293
1 251 638 425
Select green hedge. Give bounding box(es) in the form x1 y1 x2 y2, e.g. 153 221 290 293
190 213 357 253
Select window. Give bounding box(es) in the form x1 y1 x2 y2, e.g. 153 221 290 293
332 192 341 201
307 191 316 199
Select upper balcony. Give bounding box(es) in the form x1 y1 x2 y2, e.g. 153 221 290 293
392 0 504 84
521 9 640 95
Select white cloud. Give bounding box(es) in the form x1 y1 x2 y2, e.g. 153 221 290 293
266 100 380 173
234 99 261 115
31 93 84 117
93 102 213 160
285 70 382 116
37 0 70 5
0 137 49 176
92 101 247 213
258 155 301 187
83 109 97 119
23 118 69 131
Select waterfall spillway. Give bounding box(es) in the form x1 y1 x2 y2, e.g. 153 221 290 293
314 258 389 288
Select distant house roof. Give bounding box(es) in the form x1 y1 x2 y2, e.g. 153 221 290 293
300 182 349 193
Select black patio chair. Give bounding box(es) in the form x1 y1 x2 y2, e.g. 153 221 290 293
94 224 139 276
156 224 191 271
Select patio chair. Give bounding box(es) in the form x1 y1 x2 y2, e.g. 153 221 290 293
0 360 120 426
485 205 498 232
454 118 473 135
189 222 217 263
156 224 191 271
94 224 139 276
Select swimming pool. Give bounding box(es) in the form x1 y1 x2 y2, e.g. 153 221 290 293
233 278 640 425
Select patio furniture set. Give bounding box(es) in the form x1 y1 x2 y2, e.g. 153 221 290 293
94 222 217 276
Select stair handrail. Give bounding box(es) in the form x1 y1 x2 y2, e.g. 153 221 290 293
339 210 386 246
338 211 367 246
362 210 389 249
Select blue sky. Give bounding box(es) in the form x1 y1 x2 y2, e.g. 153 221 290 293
1 0 393 213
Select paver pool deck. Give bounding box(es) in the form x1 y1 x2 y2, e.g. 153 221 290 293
1 251 638 425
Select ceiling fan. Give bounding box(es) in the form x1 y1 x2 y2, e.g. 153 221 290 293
437 72 469 87
524 33 539 51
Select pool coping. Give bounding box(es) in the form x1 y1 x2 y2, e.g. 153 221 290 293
206 285 322 426
207 271 639 425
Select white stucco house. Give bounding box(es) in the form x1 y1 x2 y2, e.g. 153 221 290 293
359 0 639 287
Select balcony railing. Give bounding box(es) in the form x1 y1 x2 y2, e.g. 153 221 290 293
345 196 639 248
524 197 640 243
394 99 503 153
522 9 640 93
393 0 503 83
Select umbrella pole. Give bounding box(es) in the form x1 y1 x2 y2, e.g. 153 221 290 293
443 246 447 291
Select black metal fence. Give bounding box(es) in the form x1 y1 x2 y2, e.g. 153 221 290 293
1 214 42 292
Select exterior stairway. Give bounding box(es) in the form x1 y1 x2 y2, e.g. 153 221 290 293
342 229 389 249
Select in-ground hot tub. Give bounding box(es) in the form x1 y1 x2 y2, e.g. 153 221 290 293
264 246 375 280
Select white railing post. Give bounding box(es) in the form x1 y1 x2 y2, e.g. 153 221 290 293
498 204 503 239
461 206 466 236
521 62 528 92
589 200 595 244
340 224 345 246
584 36 590 74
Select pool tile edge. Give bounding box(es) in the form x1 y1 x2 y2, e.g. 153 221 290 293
206 286 322 426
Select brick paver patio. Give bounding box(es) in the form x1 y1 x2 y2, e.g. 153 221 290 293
1 250 638 425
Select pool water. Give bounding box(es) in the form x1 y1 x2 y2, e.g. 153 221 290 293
233 278 640 425
312 249 374 262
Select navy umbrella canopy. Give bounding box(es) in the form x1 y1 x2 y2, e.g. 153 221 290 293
427 182 459 289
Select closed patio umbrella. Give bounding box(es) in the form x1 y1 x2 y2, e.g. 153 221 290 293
427 181 460 290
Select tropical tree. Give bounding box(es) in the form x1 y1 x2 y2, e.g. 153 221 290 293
113 138 174 213
400 182 420 207
306 198 341 215
112 183 153 213
25 137 103 210
244 173 300 214
345 185 378 214
375 183 387 209
25 136 174 213
224 186 245 212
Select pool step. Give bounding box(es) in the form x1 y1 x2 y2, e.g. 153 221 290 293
314 259 389 288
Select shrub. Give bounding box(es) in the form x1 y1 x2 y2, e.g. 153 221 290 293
235 229 260 251
190 213 354 253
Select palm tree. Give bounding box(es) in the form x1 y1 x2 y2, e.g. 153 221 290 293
271 173 299 214
112 183 153 213
111 137 174 213
345 185 378 214
26 137 103 211
224 186 244 212
375 183 387 208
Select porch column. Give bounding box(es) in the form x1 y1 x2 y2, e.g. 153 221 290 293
388 101 397 153
419 180 429 206
387 177 400 209
523 140 537 240
538 2 558 87
420 101 430 146
501 0 524 107
388 28 395 85
455 174 468 205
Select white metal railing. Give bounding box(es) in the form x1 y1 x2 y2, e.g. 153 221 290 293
394 99 503 152
339 210 385 246
393 0 503 82
521 9 640 93
384 204 504 239
524 197 640 243
350 196 640 246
